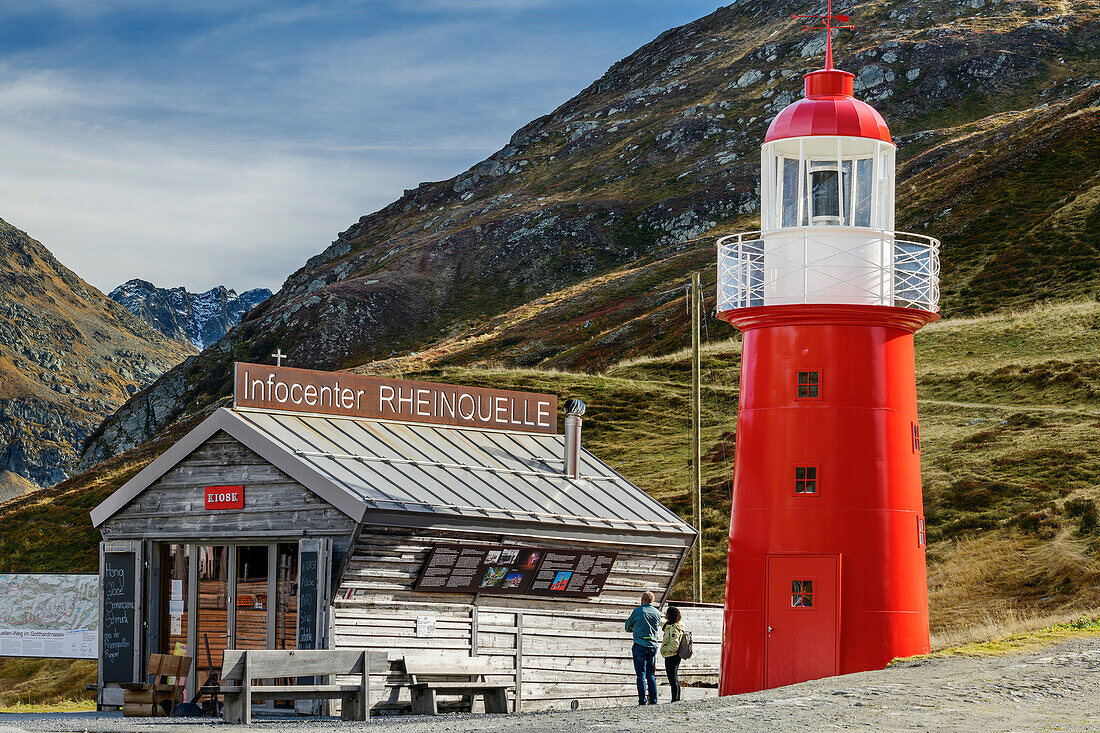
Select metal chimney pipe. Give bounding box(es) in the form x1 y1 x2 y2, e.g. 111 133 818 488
563 398 586 479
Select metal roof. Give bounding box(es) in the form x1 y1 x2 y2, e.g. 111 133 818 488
91 407 695 540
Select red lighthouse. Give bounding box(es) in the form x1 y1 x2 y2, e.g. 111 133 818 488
716 7 941 694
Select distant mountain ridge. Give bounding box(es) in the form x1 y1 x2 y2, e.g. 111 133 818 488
109 280 272 349
0 219 192 498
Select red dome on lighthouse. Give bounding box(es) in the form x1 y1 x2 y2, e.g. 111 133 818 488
765 68 892 143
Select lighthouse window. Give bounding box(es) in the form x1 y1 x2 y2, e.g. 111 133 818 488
912 422 921 453
810 165 841 225
854 158 873 227
791 580 814 608
795 466 818 494
796 371 820 399
918 515 927 548
782 158 800 227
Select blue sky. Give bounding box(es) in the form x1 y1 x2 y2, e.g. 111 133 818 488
0 0 722 293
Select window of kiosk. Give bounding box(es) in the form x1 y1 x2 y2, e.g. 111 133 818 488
273 543 299 708
235 546 269 651
195 546 229 690
160 544 189 656
275 543 298 651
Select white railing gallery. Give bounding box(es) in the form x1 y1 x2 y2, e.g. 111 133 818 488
717 229 941 313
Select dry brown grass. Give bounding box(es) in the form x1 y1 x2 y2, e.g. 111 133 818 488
931 607 1100 651
0 658 95 707
929 530 1100 648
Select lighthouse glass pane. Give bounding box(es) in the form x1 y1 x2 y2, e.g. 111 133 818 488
840 160 853 224
855 158 873 227
782 158 800 227
810 166 840 225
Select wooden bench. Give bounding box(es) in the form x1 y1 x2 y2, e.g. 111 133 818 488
403 655 512 715
121 653 193 717
220 649 387 724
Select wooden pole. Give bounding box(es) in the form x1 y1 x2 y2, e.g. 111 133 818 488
691 271 703 602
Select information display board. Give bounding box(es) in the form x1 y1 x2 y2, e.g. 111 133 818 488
526 550 618 596
0 575 98 659
415 544 617 598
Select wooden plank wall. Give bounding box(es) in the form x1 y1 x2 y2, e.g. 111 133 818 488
332 525 720 713
100 433 358 549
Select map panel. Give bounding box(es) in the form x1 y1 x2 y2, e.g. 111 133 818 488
0 574 99 659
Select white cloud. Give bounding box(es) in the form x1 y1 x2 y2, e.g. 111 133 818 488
0 118 449 293
0 2 722 294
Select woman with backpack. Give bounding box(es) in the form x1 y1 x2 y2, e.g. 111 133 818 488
660 605 689 702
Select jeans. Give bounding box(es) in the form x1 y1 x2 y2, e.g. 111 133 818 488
631 643 658 704
664 654 682 702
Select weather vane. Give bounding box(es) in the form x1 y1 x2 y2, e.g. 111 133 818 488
792 0 855 71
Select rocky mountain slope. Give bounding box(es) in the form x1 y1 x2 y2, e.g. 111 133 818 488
82 0 1100 465
109 280 271 350
0 219 193 498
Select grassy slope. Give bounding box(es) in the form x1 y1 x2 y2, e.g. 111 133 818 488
0 300 1096 703
0 658 96 709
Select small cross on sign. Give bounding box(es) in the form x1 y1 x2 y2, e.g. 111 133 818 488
272 348 287 367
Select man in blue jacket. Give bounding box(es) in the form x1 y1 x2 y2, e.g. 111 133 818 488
625 590 661 704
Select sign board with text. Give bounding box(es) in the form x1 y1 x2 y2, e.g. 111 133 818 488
414 544 617 598
233 362 557 434
204 485 244 510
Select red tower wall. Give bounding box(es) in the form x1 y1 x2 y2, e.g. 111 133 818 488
719 304 935 695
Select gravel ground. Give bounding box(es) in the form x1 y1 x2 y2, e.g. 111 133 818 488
4 635 1098 733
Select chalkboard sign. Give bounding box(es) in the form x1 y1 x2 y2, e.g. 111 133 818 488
297 549 319 650
101 552 137 684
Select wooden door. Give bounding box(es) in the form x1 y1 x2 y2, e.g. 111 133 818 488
765 555 839 689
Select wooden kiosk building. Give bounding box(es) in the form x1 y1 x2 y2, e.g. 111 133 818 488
91 363 714 714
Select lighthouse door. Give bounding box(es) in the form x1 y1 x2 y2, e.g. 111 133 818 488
765 555 839 689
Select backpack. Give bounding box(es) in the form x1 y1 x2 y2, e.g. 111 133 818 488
677 628 693 659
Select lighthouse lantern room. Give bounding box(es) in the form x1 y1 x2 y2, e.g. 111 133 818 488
716 3 941 694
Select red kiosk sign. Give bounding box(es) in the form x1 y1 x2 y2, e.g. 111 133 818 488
205 485 244 510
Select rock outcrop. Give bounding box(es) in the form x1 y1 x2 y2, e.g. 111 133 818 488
109 280 272 349
0 219 193 494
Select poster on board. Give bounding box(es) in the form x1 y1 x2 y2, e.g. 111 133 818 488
414 544 617 598
0 575 98 660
